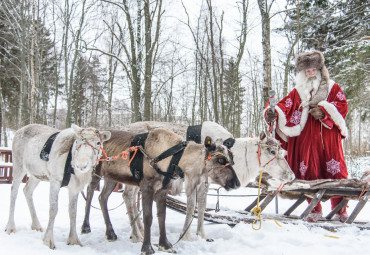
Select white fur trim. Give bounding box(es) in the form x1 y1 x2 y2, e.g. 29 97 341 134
275 104 310 138
318 101 348 137
327 79 335 95
276 128 288 142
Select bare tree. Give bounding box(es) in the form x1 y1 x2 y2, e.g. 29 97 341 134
257 0 274 106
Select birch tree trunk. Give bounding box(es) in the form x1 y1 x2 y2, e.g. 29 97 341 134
66 0 87 127
30 0 36 124
257 0 273 106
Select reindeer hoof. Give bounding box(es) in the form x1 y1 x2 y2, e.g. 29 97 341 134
31 225 43 232
67 236 82 246
81 225 91 234
158 245 176 253
141 244 155 255
43 237 56 250
106 231 117 241
206 238 214 242
158 239 175 253
130 234 144 243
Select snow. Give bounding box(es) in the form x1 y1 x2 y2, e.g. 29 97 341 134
1 169 370 255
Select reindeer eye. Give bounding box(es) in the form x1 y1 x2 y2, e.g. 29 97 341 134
97 142 101 145
269 149 276 155
217 157 227 165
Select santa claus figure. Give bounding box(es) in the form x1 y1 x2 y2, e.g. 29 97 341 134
264 50 349 223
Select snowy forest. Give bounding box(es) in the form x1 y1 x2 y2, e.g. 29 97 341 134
0 0 369 156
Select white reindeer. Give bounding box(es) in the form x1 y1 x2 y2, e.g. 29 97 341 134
5 124 111 249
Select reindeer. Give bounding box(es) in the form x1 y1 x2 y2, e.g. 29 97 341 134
5 124 111 249
82 122 295 244
82 128 239 254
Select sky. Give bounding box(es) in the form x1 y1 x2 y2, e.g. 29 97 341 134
1 156 370 255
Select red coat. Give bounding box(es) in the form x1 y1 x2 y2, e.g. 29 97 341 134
265 81 348 180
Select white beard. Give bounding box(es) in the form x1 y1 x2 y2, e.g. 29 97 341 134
295 71 322 107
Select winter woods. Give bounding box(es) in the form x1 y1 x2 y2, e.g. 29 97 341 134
0 0 368 155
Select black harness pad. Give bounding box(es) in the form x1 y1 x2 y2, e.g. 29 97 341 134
130 133 149 182
40 132 74 187
61 145 75 187
186 125 202 144
40 132 60 161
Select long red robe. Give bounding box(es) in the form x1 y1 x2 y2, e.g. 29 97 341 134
265 81 349 210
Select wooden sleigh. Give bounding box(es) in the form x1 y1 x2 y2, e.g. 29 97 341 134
166 175 370 231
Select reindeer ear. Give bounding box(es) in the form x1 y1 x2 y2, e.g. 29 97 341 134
204 136 216 151
71 124 81 133
100 131 111 142
259 131 266 141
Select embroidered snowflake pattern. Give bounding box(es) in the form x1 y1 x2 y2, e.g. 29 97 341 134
299 161 307 177
326 158 341 176
290 110 302 125
337 91 346 101
285 98 293 108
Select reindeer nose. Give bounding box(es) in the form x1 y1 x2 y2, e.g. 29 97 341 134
225 175 240 190
76 162 89 172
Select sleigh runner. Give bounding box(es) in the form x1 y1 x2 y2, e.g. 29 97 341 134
166 176 370 230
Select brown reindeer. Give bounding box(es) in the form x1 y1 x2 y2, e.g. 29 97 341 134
86 129 240 254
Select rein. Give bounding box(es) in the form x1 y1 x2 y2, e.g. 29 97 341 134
97 145 139 167
251 140 281 230
77 134 102 155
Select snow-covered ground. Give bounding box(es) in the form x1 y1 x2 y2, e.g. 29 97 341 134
1 159 370 255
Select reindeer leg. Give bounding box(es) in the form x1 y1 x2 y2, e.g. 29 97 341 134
5 162 26 234
23 176 43 232
99 179 118 241
156 189 175 253
140 183 155 255
81 173 100 234
43 181 61 249
67 191 82 246
196 183 213 242
180 189 196 241
134 188 144 237
124 185 143 243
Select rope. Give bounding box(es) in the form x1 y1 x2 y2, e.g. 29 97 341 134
80 190 125 211
262 183 285 196
358 184 368 200
97 146 139 166
126 195 142 215
173 189 198 246
320 122 325 151
265 218 282 227
215 187 221 212
251 170 263 230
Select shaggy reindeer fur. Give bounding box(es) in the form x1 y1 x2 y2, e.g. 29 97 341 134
5 124 111 249
82 121 295 245
82 129 239 255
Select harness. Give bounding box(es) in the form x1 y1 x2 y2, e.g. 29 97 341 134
61 146 75 187
40 131 101 188
128 133 189 188
40 132 60 161
186 125 235 164
40 132 75 187
152 141 188 188
186 125 202 144
129 133 149 181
